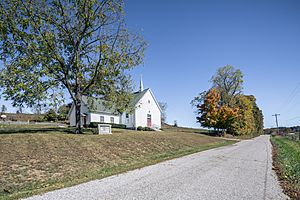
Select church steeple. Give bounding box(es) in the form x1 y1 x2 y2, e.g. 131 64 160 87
140 75 144 92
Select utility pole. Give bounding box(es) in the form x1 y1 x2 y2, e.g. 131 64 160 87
272 114 280 135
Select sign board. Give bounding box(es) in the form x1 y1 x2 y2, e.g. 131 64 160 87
98 124 112 134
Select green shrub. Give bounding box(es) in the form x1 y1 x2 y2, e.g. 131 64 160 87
44 109 57 122
89 122 126 129
137 126 155 131
31 116 46 122
143 127 154 131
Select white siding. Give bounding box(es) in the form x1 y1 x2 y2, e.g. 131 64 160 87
120 112 135 128
90 113 120 124
135 90 161 129
68 89 161 129
69 103 90 126
69 104 119 126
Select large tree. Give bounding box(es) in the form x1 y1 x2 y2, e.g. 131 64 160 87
211 65 243 106
192 65 264 136
0 0 146 133
57 103 71 121
159 102 167 123
229 95 255 136
192 88 239 135
229 95 264 136
248 95 264 136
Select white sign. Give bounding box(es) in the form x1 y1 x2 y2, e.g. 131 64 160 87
98 124 112 134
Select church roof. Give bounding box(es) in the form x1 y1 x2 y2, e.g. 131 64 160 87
132 88 149 106
81 88 150 114
132 88 162 113
81 95 117 114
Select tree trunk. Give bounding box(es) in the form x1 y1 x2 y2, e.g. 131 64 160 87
75 93 82 134
222 129 226 137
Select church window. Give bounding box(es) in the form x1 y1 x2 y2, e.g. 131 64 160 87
100 116 104 122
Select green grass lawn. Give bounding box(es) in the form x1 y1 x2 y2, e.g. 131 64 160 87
271 136 300 199
0 125 235 200
0 124 75 134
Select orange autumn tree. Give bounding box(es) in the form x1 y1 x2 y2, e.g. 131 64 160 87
192 66 264 136
194 88 239 134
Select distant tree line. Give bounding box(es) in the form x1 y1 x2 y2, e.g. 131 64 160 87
191 65 264 136
264 126 300 135
44 104 71 122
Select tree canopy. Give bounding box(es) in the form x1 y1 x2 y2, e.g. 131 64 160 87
192 65 263 136
1 105 7 114
211 65 243 106
159 102 167 123
0 0 147 133
192 88 239 134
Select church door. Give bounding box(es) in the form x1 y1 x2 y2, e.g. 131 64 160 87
147 114 152 127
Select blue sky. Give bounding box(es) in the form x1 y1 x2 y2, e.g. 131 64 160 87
1 0 300 128
124 0 300 128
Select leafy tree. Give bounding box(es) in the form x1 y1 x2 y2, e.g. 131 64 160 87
192 66 263 136
44 109 57 122
31 103 47 115
1 105 7 114
159 102 167 123
193 88 239 134
0 0 146 133
229 95 255 136
174 120 178 127
16 106 23 114
211 65 243 106
248 95 264 136
57 104 71 121
229 95 264 136
193 88 219 129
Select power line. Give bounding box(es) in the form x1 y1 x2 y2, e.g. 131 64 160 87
272 114 280 134
282 116 300 123
280 82 300 114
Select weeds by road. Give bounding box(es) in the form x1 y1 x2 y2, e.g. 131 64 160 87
271 136 300 199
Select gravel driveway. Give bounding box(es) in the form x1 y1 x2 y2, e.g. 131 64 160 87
26 135 288 200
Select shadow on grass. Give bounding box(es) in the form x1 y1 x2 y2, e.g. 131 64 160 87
0 127 91 134
193 131 221 137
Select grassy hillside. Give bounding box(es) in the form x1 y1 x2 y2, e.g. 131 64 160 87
271 136 300 199
0 113 45 122
161 123 209 133
0 126 234 200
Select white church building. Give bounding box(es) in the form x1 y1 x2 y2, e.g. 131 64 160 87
68 78 162 129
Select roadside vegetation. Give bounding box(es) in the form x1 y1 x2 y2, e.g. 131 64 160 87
271 136 300 199
0 125 235 200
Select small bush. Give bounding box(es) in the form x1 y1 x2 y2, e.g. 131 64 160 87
31 116 46 122
89 122 126 129
44 109 57 122
143 127 154 131
137 126 155 131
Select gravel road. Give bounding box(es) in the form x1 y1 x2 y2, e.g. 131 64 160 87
26 135 288 200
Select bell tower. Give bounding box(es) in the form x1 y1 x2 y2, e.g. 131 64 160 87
140 75 144 92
